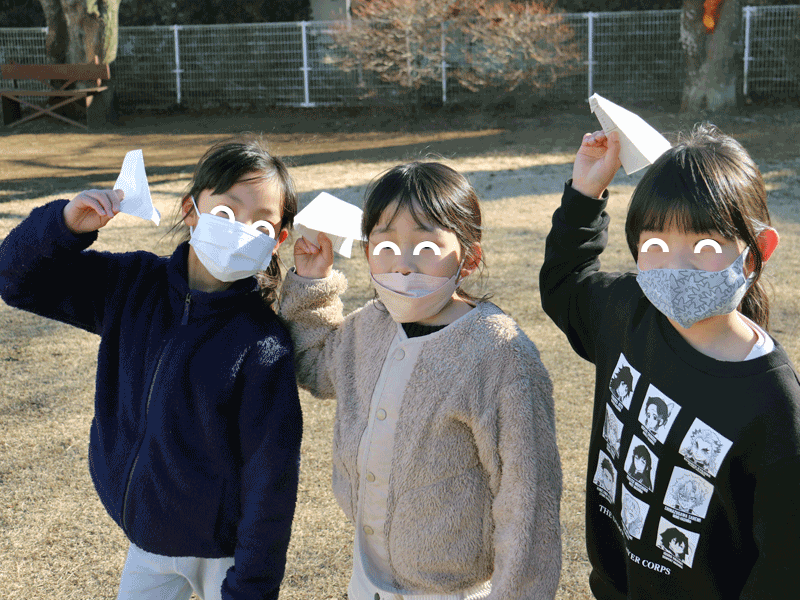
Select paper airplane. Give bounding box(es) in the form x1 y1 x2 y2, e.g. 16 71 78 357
294 192 364 258
114 149 160 225
589 94 671 175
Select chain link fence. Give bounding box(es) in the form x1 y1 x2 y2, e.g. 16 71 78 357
1 5 798 112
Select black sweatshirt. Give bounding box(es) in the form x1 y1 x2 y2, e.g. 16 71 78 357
540 183 800 600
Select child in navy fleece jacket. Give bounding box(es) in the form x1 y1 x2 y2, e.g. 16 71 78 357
0 137 303 600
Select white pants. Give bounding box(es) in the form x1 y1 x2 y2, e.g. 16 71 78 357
116 543 235 600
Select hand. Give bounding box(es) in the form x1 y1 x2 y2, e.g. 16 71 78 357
572 130 622 198
63 189 124 234
294 232 333 279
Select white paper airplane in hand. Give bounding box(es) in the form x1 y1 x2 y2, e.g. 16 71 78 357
114 149 160 225
589 94 671 175
294 192 365 258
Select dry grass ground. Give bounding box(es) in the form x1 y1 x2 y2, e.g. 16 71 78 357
1 106 799 600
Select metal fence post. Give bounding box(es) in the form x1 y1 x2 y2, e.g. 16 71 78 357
300 21 313 107
173 25 183 105
441 23 447 104
743 6 754 98
586 12 595 98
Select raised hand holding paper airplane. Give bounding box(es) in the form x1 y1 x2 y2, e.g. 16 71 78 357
114 149 160 225
589 94 671 175
294 192 364 258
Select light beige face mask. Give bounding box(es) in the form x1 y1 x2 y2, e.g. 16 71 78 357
370 263 463 323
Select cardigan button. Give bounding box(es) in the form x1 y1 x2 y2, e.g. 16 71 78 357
376 409 387 421
366 472 376 482
364 525 374 535
394 348 405 360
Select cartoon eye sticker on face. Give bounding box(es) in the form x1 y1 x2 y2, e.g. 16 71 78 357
641 238 669 253
210 205 235 221
413 241 442 256
251 220 275 238
373 241 401 256
694 239 722 253
210 205 274 237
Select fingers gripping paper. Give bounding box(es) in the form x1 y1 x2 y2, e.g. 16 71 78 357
589 94 671 175
115 149 160 225
294 192 365 258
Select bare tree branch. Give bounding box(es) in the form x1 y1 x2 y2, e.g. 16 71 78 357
330 0 581 101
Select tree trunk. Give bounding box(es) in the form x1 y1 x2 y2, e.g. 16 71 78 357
681 0 742 112
37 0 121 124
38 0 121 65
38 0 68 64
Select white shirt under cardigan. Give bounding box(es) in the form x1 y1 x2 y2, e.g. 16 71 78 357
349 310 491 600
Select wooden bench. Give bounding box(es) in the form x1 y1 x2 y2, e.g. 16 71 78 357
1 60 111 130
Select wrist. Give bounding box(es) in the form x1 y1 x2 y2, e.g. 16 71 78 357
62 205 80 235
569 178 605 199
59 201 91 237
292 266 332 281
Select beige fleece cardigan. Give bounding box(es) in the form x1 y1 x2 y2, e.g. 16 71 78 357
279 269 562 600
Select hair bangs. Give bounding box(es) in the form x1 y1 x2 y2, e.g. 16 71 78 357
626 147 738 258
362 163 469 242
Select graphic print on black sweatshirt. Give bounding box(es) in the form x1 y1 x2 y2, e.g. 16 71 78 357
624 436 658 494
637 384 681 446
679 418 733 479
603 404 623 459
656 516 700 569
621 485 649 540
593 449 618 504
598 352 743 576
663 467 713 524
609 354 640 412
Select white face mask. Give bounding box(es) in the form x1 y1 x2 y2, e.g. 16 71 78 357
188 198 277 283
371 262 463 323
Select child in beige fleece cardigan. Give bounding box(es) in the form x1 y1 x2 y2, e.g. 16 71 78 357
279 162 562 600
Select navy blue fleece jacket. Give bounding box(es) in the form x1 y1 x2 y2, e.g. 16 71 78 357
0 200 302 600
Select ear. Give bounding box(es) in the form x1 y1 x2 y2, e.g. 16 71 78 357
274 227 290 252
757 227 779 263
460 243 482 278
181 196 198 228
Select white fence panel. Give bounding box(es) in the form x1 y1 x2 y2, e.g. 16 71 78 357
1 6 798 111
744 5 800 100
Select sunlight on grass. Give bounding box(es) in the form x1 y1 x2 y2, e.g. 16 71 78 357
1 112 799 600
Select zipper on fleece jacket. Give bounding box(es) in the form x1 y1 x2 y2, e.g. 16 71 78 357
181 292 191 325
121 293 191 533
120 337 169 534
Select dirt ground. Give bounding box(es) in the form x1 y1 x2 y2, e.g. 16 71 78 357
1 104 799 600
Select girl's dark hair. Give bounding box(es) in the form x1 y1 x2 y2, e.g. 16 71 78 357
625 123 772 329
361 161 489 303
170 135 298 307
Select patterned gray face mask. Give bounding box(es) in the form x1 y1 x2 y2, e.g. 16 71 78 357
636 248 754 329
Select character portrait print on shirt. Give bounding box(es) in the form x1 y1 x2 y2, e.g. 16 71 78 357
604 404 624 459
621 485 650 540
679 418 733 479
593 449 618 504
656 517 700 568
663 467 713 524
609 354 641 412
625 436 658 494
637 384 681 446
